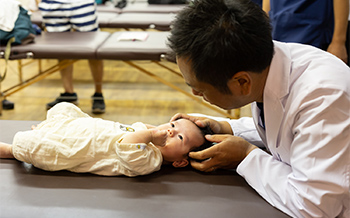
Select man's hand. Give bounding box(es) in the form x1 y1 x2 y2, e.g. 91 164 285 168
170 113 232 134
189 134 258 172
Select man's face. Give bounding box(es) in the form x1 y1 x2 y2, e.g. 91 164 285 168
155 119 204 162
177 57 248 110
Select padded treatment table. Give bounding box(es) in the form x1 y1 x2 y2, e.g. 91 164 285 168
3 31 110 59
97 31 171 60
31 11 175 31
96 4 122 13
0 120 289 218
96 2 186 14
120 2 186 13
105 13 176 30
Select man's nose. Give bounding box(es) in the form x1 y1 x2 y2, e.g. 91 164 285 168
192 89 202 97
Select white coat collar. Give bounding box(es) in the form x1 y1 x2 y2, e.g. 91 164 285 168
264 41 291 102
262 41 292 150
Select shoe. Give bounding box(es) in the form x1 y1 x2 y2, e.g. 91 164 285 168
46 92 78 110
92 92 105 114
2 99 14 110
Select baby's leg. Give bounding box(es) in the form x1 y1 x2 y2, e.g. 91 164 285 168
0 142 14 159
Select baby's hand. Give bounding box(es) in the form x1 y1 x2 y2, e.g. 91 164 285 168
150 129 167 147
31 125 37 130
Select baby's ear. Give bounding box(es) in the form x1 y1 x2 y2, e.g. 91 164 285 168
172 159 189 168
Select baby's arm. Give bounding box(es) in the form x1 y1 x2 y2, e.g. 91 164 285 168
121 129 167 147
0 142 14 159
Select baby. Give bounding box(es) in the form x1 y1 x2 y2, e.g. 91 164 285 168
0 102 213 177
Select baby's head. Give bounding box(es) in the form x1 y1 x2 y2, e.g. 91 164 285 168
155 118 213 168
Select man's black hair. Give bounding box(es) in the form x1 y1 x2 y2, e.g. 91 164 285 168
168 0 274 94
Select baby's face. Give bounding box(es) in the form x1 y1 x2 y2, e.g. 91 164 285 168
155 119 205 162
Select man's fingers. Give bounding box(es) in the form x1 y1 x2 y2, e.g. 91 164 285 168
170 113 206 126
190 159 217 172
170 113 185 122
170 113 215 130
189 134 230 161
190 134 244 172
205 134 232 143
194 119 206 128
170 113 197 123
189 146 215 161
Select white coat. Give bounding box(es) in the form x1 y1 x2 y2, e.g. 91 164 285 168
231 41 350 217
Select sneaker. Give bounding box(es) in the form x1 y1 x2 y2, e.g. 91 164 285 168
92 92 105 114
2 99 14 110
46 92 78 110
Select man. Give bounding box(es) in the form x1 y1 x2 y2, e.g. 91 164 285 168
168 0 350 217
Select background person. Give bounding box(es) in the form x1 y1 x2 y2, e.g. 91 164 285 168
262 0 349 65
38 0 106 114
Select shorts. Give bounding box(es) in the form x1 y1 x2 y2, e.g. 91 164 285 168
38 0 99 32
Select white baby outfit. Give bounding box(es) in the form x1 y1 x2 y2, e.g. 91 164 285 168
12 102 163 177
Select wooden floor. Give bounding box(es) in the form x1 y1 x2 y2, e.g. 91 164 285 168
0 57 251 125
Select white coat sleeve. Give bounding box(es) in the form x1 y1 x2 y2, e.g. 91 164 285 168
227 117 265 148
236 89 350 218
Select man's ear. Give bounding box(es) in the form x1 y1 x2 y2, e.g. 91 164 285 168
227 71 251 96
172 159 189 168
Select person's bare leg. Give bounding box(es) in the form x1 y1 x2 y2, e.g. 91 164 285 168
88 59 103 94
0 142 14 159
59 59 74 93
89 59 105 114
46 60 78 110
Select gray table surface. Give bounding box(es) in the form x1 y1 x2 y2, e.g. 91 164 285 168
0 120 289 218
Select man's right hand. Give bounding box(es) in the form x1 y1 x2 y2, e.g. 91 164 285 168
189 134 258 172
